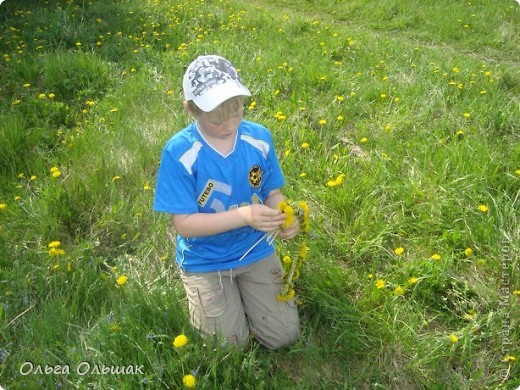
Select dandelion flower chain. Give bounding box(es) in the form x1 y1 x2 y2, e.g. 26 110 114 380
277 200 295 229
277 200 310 302
237 200 310 301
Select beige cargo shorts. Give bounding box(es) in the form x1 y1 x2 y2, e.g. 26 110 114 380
179 252 300 350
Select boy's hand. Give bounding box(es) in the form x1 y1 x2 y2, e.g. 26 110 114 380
239 204 286 233
278 218 299 240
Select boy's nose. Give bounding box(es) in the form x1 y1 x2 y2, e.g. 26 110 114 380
223 119 236 131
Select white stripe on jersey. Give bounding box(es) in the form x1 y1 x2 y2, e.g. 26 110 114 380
240 134 269 159
179 141 203 174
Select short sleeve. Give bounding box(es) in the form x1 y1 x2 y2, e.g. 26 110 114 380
153 147 200 215
261 131 285 197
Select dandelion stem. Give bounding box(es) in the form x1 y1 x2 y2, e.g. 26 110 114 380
239 230 278 261
8 304 36 327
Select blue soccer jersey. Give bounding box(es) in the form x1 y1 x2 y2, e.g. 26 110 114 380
153 120 285 272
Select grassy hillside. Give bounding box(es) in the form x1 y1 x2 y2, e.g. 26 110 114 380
0 0 518 388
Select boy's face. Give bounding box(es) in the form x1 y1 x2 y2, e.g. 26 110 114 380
197 108 243 140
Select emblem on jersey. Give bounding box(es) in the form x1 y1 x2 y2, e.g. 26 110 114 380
248 165 263 188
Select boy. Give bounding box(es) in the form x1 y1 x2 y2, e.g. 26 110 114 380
153 55 300 350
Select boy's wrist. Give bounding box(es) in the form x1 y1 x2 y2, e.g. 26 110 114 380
237 205 252 227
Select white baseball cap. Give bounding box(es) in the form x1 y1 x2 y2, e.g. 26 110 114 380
182 55 251 112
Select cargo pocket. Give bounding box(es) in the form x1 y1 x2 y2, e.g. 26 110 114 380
185 285 228 336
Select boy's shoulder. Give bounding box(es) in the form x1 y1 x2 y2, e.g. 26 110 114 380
163 123 199 155
239 120 272 141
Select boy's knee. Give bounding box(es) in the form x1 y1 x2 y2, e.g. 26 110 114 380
263 326 300 350
253 313 300 350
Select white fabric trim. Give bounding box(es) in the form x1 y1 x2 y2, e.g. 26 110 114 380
179 141 203 175
240 134 269 158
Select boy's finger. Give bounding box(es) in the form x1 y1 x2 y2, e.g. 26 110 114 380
265 206 282 215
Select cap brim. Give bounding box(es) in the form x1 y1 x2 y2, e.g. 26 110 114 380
193 82 251 112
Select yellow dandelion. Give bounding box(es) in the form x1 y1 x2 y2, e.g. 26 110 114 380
299 243 309 260
282 255 292 265
449 333 459 343
112 176 122 182
274 111 286 121
49 248 65 257
408 276 418 285
431 253 441 261
327 173 345 187
478 204 488 213
48 241 61 248
464 247 473 257
301 142 310 149
0 203 7 210
463 311 476 321
394 286 405 296
277 289 295 302
502 355 516 363
173 334 189 348
38 93 46 99
319 119 327 125
375 279 386 289
277 201 295 228
116 275 127 286
360 137 368 143
394 247 405 255
463 112 471 118
110 322 120 332
182 373 196 388
512 290 520 295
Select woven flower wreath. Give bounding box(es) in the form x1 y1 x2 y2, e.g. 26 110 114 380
276 200 310 302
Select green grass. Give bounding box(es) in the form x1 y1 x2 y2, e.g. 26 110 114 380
0 0 519 388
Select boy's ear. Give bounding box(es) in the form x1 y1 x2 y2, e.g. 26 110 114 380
183 101 192 115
